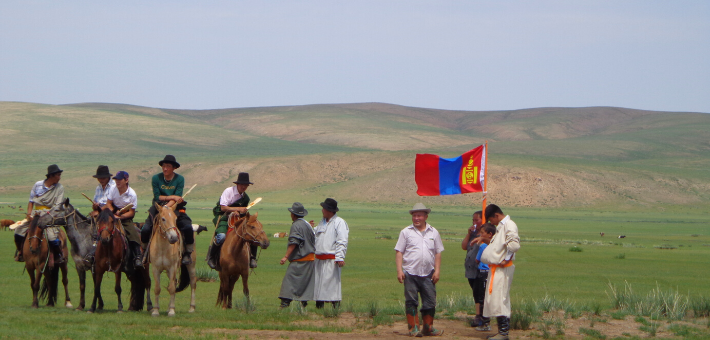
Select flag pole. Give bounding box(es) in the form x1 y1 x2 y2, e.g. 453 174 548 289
482 141 489 223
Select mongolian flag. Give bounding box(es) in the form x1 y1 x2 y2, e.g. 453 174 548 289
415 145 486 196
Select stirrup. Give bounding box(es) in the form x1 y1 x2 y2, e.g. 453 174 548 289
182 252 192 265
249 258 257 268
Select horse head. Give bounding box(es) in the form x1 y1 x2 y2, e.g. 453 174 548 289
154 202 179 244
97 209 116 245
27 213 44 255
243 212 270 250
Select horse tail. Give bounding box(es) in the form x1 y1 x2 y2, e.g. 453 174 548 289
216 284 226 307
175 263 190 293
128 268 146 311
39 266 59 305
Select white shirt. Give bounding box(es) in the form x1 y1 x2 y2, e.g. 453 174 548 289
314 215 349 261
93 180 116 207
29 180 53 203
394 223 445 277
219 186 243 206
107 185 137 210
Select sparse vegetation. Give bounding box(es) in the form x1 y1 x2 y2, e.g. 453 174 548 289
569 246 583 252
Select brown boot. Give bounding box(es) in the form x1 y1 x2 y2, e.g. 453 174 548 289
421 310 443 336
406 311 422 337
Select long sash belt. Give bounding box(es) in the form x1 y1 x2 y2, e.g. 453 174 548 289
315 254 336 260
291 253 315 262
488 261 514 294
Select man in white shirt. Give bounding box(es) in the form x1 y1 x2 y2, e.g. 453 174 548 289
91 165 115 217
208 172 252 269
395 203 445 337
104 171 142 268
312 198 348 309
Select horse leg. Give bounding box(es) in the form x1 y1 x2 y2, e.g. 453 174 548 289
188 262 196 313
242 272 250 301
167 266 177 317
61 263 72 308
115 271 123 313
228 275 238 310
29 267 39 308
144 265 153 311
88 270 103 313
77 268 86 311
151 265 160 316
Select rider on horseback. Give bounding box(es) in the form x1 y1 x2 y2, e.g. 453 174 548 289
207 172 253 269
90 165 116 218
140 155 195 266
14 164 66 264
104 171 143 268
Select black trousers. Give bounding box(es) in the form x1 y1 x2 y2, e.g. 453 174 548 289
140 205 194 245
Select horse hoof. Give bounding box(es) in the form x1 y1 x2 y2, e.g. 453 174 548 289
87 310 93 314
117 310 124 314
66 302 73 309
168 310 175 317
75 307 83 312
151 311 159 317
188 307 195 313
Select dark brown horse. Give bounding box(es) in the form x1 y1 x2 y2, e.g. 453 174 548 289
24 213 72 308
216 212 269 309
88 209 127 313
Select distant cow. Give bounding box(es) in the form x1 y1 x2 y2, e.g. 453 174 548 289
1 219 14 231
618 235 626 239
192 224 208 235
600 232 605 237
273 232 288 238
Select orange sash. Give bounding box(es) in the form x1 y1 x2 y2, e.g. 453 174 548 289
488 261 514 294
291 253 315 262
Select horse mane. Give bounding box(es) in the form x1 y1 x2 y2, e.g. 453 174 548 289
27 213 40 236
97 208 115 224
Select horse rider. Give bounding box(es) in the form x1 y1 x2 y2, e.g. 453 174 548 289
90 165 116 218
103 171 143 268
139 155 195 266
14 164 66 264
207 172 253 269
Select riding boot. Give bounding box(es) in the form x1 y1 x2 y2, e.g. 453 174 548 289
14 234 25 262
406 307 422 337
182 243 194 265
249 243 258 268
50 240 65 264
132 242 144 268
488 316 510 340
421 309 444 336
207 243 221 270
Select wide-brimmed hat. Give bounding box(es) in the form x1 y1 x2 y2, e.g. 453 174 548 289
93 165 112 178
409 203 431 214
320 198 339 212
113 171 129 180
288 202 308 217
158 155 180 168
46 164 63 177
233 172 253 185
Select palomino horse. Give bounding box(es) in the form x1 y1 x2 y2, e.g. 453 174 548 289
216 212 270 309
24 213 72 308
37 199 151 312
148 203 196 316
88 209 127 313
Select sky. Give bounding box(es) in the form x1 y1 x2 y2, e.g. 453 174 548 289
1 1 709 113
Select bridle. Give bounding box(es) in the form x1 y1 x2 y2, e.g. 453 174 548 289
153 207 179 239
229 213 267 245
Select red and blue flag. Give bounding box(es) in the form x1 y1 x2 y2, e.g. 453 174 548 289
415 145 485 196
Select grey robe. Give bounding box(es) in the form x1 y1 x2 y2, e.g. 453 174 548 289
278 218 316 301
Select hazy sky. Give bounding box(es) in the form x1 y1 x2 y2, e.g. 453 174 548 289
1 1 708 113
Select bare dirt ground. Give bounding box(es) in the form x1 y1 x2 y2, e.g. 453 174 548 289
190 312 705 339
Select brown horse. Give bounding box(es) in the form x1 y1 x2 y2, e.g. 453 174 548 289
216 211 270 309
88 209 127 313
24 213 72 308
147 203 196 316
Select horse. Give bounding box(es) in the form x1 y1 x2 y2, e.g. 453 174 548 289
147 202 196 316
88 209 127 313
36 198 151 312
216 211 270 309
1 219 13 231
23 213 72 308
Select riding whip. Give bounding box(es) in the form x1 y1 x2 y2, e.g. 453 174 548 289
81 192 95 204
181 184 197 199
246 197 262 210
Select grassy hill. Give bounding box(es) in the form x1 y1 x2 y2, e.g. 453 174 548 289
1 101 709 211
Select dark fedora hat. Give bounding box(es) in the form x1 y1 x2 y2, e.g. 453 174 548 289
92 165 113 178
158 155 180 168
46 164 64 177
320 198 339 212
288 202 308 217
233 172 253 185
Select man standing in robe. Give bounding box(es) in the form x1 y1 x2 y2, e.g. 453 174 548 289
479 204 520 340
278 202 315 308
312 198 348 309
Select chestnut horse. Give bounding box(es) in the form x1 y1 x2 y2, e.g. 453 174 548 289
88 209 127 313
147 203 196 316
24 213 72 308
216 212 270 309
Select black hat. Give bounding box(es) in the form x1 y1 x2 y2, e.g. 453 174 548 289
288 202 308 217
233 172 253 185
92 165 113 178
320 198 339 212
46 164 63 177
158 155 180 169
